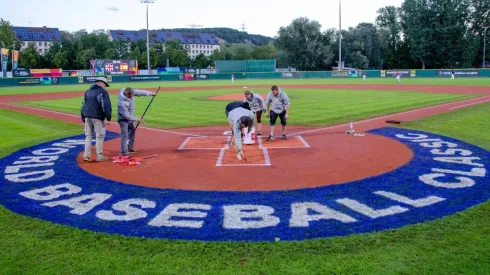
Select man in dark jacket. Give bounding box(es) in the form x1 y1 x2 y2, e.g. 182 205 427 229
81 77 112 162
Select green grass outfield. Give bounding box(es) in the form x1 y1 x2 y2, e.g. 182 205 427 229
17 88 475 129
1 77 490 95
0 103 489 274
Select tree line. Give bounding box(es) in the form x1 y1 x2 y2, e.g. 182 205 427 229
0 20 278 70
0 0 489 71
275 0 490 70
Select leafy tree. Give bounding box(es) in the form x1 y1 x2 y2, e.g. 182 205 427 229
275 17 334 70
53 51 69 68
194 54 211 68
76 48 96 69
251 42 276 60
0 18 16 49
19 43 40 68
230 44 252 60
104 48 117 59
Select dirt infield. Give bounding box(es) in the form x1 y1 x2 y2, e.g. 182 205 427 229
1 83 489 192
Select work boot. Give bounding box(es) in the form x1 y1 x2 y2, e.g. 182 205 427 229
96 156 109 162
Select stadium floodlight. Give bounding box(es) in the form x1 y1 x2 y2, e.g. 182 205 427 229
483 10 490 68
338 0 342 71
141 0 156 73
484 26 489 68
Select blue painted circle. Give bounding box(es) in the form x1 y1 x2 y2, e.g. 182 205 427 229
0 127 489 241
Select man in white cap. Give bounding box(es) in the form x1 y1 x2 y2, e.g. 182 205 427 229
81 77 113 162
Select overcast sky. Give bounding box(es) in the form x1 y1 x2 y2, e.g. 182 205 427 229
1 0 404 37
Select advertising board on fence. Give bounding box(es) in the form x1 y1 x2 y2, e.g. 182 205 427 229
281 72 303 78
13 68 31 77
129 75 161 81
381 70 415 77
18 78 40 85
195 74 209 80
78 76 113 84
438 70 480 77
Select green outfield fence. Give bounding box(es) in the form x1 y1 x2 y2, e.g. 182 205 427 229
215 60 276 73
0 68 489 87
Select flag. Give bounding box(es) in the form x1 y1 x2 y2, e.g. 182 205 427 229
1 48 9 78
12 50 19 70
105 63 113 72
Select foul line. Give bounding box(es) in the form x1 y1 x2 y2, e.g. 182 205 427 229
0 103 203 137
290 96 490 136
449 99 490 110
258 136 310 149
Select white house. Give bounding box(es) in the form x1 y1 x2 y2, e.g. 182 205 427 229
12 26 61 55
108 30 220 59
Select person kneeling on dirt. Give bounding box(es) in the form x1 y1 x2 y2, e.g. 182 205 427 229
117 87 156 156
226 103 255 160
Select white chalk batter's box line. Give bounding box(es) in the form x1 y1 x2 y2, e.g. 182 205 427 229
216 137 271 167
178 135 311 151
177 137 230 150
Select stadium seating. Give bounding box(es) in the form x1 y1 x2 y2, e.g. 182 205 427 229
109 30 220 45
12 27 61 42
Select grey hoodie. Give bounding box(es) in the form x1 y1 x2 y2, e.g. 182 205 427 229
243 92 265 112
266 87 290 114
228 107 254 152
117 88 153 121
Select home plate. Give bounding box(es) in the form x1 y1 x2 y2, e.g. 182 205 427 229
223 131 232 135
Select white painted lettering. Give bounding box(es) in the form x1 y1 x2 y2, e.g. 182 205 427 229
374 191 445 208
432 168 486 177
19 183 82 201
52 143 78 149
434 157 484 167
395 134 428 140
5 170 55 183
96 199 156 221
430 149 472 156
42 193 112 215
289 202 357 227
223 205 280 229
336 198 409 219
419 174 475 189
5 163 55 174
148 203 211 228
32 148 69 156
419 141 458 148
13 156 59 165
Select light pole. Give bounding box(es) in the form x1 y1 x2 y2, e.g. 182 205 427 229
484 26 489 68
338 0 342 71
484 9 490 68
141 0 155 74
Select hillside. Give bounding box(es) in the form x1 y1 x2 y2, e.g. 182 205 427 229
158 27 274 46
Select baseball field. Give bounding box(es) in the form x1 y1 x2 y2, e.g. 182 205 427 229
1 78 489 274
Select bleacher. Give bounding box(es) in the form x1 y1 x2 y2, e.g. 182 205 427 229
12 27 61 41
109 30 220 45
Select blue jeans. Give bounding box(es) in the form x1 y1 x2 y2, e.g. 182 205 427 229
119 120 135 155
